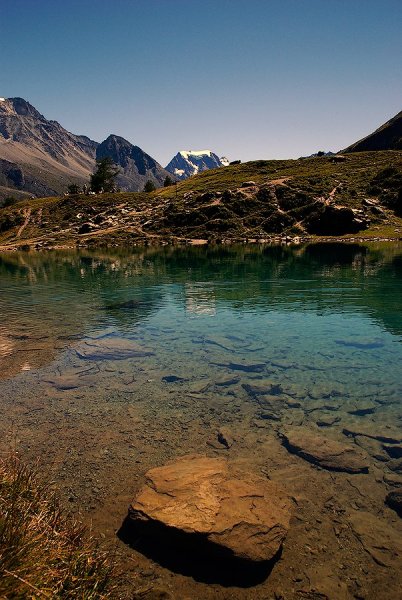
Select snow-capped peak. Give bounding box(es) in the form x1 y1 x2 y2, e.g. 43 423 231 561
165 149 229 180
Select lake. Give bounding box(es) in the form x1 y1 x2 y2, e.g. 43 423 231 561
0 242 401 599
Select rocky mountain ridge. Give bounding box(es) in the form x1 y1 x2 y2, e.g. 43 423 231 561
0 97 170 200
345 109 402 152
96 135 172 192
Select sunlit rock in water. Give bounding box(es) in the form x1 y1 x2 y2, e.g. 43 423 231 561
129 455 292 562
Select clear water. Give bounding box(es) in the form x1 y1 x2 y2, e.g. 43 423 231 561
1 243 401 406
1 242 401 596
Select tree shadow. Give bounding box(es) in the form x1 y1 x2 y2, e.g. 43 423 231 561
117 516 281 587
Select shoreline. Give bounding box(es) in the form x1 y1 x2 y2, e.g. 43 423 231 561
1 233 402 252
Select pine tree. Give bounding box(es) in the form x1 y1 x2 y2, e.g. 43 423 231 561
143 180 156 193
90 157 120 193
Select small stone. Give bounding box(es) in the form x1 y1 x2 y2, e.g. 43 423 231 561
217 426 234 449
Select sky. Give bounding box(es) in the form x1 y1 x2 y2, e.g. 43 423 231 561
1 0 401 165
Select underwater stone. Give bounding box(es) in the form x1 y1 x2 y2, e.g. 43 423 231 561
281 428 369 473
129 454 291 563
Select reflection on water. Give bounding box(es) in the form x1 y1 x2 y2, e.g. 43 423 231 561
1 242 402 376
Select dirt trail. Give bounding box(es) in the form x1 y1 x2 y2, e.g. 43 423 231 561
16 207 32 238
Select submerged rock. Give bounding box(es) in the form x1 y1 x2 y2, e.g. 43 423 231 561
343 425 402 445
385 489 402 517
349 511 402 567
280 428 369 473
129 455 291 562
75 337 154 360
242 381 283 397
217 426 234 449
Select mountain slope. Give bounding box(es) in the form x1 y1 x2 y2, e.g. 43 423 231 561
344 110 402 152
0 97 98 197
165 150 229 179
0 97 172 199
96 135 172 191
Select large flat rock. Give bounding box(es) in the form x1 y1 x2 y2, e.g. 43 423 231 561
75 336 154 360
281 428 369 473
129 455 292 563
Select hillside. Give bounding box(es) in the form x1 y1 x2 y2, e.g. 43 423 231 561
0 97 97 198
344 109 402 152
0 150 401 250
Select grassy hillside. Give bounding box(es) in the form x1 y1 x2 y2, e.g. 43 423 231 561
1 151 402 250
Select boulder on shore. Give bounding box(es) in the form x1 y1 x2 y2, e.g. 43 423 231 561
129 455 292 563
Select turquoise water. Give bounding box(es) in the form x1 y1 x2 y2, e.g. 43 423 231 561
1 242 401 597
1 243 401 396
0 242 401 446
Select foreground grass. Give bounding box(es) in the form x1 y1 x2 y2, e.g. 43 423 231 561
0 455 115 599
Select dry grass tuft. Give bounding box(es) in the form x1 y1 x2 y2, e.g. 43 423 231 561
0 454 115 598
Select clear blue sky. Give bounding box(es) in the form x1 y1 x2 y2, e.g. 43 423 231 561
1 0 401 165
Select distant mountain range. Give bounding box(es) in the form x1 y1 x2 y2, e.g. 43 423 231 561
344 109 402 152
165 150 229 180
1 96 401 202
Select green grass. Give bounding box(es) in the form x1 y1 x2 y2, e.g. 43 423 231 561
0 455 115 598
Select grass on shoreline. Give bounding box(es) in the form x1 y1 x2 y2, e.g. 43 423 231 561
0 455 115 599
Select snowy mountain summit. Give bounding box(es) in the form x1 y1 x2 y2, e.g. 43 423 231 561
165 150 229 180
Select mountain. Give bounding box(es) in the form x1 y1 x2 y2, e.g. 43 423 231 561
0 97 97 198
96 135 172 191
0 97 172 199
344 109 402 152
165 150 229 180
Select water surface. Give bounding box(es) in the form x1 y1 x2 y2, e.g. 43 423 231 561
0 242 401 599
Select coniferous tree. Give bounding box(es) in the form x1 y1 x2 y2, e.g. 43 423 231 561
90 157 120 193
143 180 156 193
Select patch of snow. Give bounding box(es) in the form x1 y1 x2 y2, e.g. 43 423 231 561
0 98 5 102
174 168 185 177
179 150 212 159
220 156 230 166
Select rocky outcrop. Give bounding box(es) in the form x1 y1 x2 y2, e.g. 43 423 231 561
305 203 370 235
129 455 292 562
280 428 369 473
